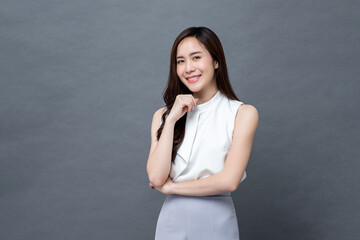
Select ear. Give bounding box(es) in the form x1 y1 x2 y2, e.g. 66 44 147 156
214 61 219 69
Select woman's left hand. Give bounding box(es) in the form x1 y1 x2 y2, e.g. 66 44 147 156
153 176 174 195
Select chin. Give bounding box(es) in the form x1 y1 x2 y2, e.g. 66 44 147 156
186 83 202 91
187 86 202 93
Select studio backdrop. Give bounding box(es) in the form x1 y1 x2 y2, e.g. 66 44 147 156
1 0 359 239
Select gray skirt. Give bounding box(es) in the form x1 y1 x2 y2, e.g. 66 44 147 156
154 192 240 240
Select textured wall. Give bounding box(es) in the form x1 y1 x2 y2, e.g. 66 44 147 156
1 0 359 239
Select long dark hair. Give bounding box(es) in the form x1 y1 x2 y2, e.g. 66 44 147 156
157 26 240 163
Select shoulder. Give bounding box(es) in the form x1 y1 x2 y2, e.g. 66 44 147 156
237 104 258 115
152 106 166 126
150 107 166 140
235 104 259 129
154 106 166 117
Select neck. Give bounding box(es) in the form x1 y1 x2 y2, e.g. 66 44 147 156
193 88 219 105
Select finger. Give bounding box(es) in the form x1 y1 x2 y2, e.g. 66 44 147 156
182 102 191 112
192 97 198 109
192 96 196 107
184 99 194 112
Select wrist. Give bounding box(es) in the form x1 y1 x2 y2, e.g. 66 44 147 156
169 181 176 195
165 117 176 126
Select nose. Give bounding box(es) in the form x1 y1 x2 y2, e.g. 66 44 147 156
185 60 195 73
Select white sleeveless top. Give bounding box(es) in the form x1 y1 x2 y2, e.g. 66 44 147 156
163 90 247 183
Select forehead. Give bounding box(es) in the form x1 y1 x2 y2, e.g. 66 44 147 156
176 37 208 56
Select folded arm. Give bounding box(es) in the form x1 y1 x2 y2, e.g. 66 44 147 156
156 104 259 196
169 171 234 196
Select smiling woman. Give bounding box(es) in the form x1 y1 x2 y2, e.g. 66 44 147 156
146 26 259 240
175 37 219 98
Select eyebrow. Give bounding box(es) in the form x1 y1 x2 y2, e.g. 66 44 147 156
176 51 202 59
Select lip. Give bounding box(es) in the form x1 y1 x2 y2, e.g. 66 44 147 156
186 74 201 79
187 75 200 83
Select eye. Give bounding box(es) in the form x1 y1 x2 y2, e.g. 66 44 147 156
193 56 201 60
177 60 184 64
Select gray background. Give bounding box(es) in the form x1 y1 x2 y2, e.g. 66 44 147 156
1 0 359 239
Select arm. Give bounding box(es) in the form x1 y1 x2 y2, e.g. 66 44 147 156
164 104 259 196
146 107 176 188
168 171 232 196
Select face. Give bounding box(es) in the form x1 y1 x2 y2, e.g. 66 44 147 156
176 36 218 93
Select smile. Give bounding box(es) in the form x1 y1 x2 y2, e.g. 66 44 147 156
186 75 201 83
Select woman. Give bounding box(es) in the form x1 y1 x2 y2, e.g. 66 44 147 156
146 26 259 240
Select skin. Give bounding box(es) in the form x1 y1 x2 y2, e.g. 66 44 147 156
176 36 219 104
147 36 259 196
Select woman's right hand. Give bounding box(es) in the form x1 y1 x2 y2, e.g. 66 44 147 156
167 94 199 123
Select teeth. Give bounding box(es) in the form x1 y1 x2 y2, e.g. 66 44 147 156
188 76 200 80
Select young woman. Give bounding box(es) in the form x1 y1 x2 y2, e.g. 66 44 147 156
146 26 259 240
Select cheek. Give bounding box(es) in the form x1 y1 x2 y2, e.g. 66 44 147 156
176 66 183 77
197 59 210 68
202 61 215 72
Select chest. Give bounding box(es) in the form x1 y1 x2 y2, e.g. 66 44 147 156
190 111 233 156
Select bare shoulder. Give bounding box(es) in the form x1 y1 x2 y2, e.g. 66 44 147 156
237 104 259 117
153 106 166 121
150 106 166 148
152 106 167 128
234 104 259 132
